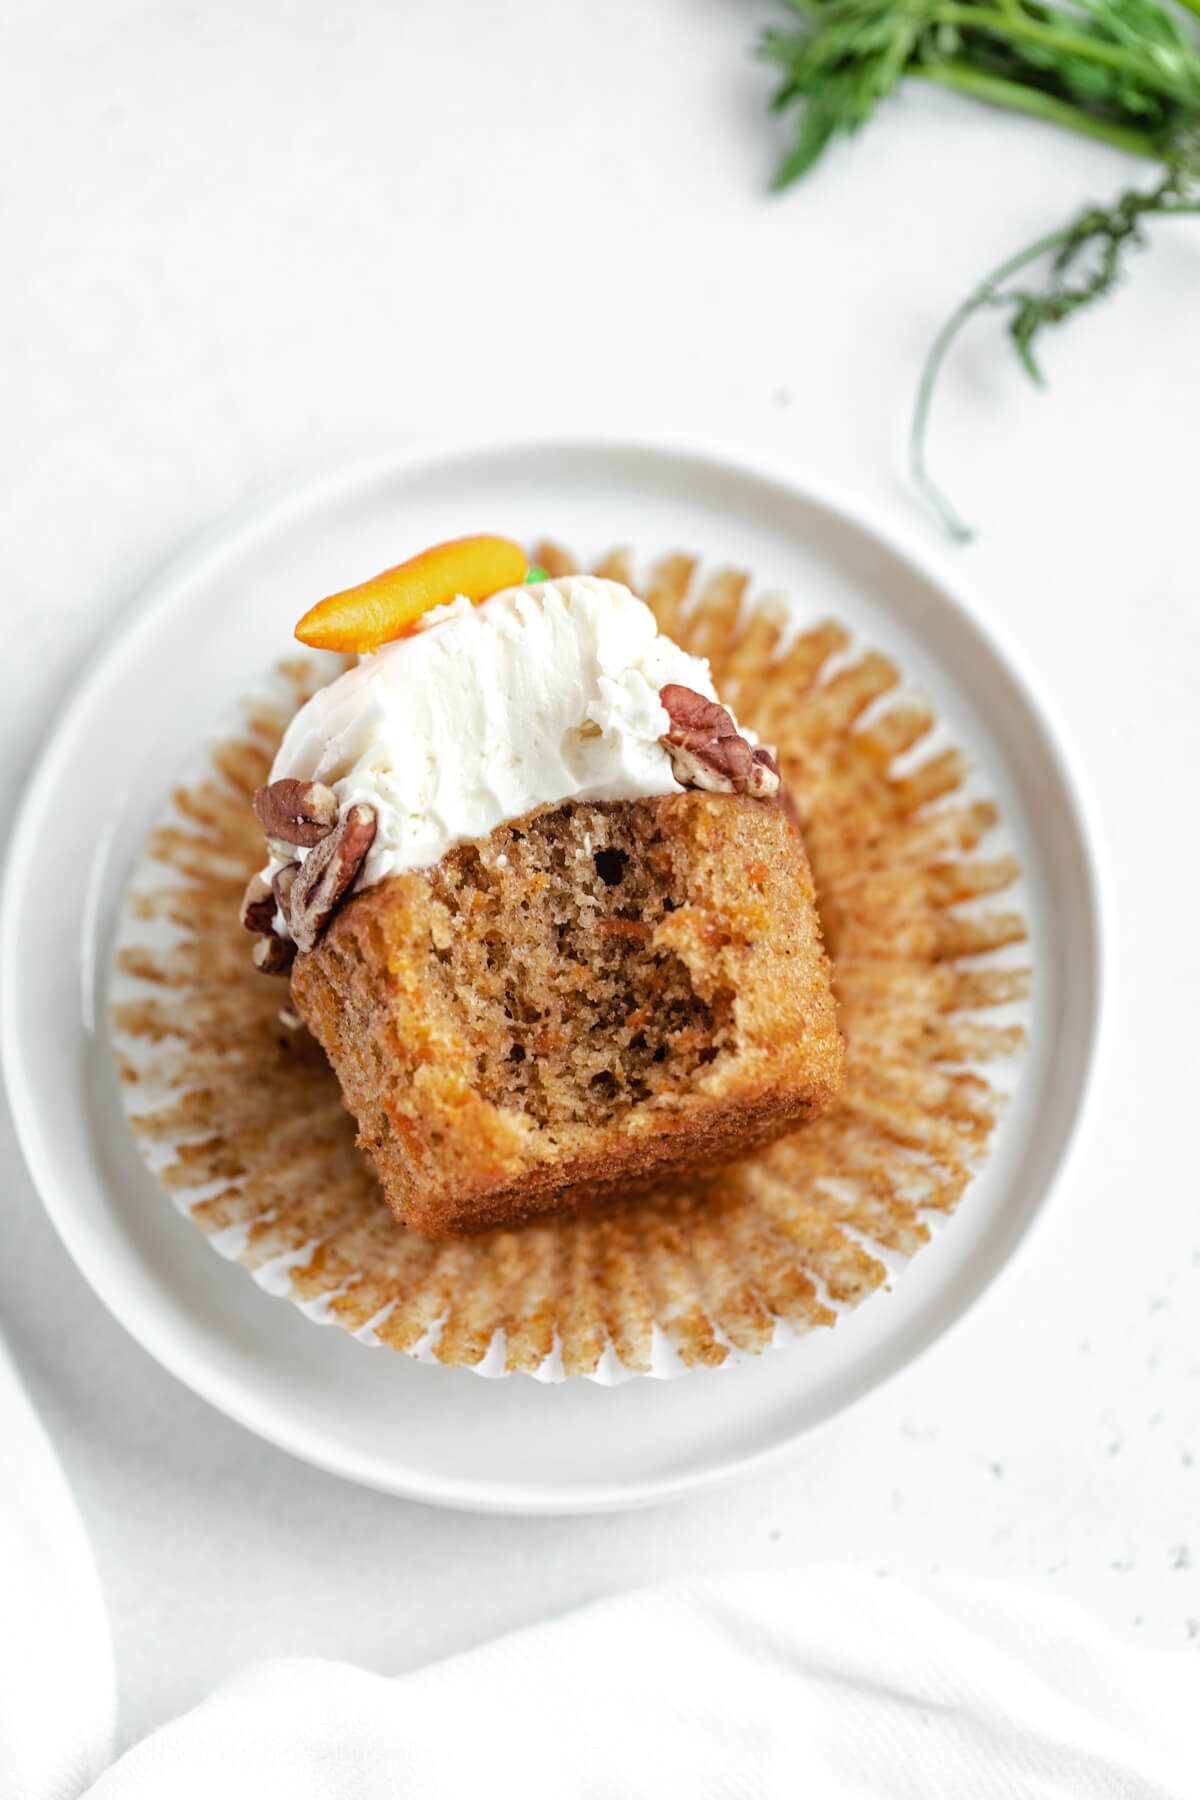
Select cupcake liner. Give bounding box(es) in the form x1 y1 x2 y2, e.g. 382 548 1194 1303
109 547 1029 1382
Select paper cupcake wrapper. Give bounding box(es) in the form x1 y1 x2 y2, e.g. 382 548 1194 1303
110 545 1029 1382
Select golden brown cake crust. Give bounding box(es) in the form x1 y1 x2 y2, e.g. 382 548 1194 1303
290 791 843 1235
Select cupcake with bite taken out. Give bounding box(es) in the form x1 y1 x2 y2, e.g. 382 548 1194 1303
240 535 844 1237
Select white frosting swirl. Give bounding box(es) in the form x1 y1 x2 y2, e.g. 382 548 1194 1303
262 575 723 902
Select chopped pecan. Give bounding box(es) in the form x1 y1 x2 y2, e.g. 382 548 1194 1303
288 803 377 953
252 933 296 976
252 778 339 847
747 745 782 799
272 861 299 921
239 871 277 935
658 684 780 798
663 735 754 792
659 686 735 741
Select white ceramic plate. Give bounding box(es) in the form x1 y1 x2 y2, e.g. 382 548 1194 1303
1 437 1100 1513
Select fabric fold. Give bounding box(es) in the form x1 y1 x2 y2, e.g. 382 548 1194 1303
0 1331 115 1800
84 1570 1195 1799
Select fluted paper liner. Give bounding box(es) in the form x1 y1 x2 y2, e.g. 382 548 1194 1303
110 545 1029 1381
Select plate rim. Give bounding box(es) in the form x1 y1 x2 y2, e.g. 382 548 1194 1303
0 431 1106 1513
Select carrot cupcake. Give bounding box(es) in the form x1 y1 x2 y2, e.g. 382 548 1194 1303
241 538 843 1235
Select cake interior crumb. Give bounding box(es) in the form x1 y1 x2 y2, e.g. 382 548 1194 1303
426 801 733 1130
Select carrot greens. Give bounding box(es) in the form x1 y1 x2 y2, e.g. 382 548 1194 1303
758 0 1200 534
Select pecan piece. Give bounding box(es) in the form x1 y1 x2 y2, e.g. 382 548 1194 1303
659 686 735 741
252 933 296 976
663 735 754 792
239 871 277 935
253 778 339 847
747 745 782 799
288 803 377 953
272 861 299 923
658 684 780 798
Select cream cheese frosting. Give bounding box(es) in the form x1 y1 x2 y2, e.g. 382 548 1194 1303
260 575 728 915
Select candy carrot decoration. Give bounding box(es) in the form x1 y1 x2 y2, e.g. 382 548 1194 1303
295 535 529 652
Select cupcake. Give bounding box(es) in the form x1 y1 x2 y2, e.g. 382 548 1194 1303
112 538 1027 1379
242 539 843 1236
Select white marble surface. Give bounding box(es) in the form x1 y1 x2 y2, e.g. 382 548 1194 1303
3 0 1198 1754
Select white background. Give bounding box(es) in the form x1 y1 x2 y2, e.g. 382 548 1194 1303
3 0 1198 1753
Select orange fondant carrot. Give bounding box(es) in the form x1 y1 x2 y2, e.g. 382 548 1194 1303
295 535 529 652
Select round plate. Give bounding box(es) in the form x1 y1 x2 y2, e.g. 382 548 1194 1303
1 438 1101 1513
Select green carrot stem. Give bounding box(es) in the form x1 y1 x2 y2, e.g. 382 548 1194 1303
909 225 1068 541
933 3 1192 84
910 197 1200 539
912 63 1163 157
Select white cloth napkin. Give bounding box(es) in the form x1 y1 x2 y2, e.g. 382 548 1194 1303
2 1332 1196 1800
85 1571 1197 1799
0 1332 114 1800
